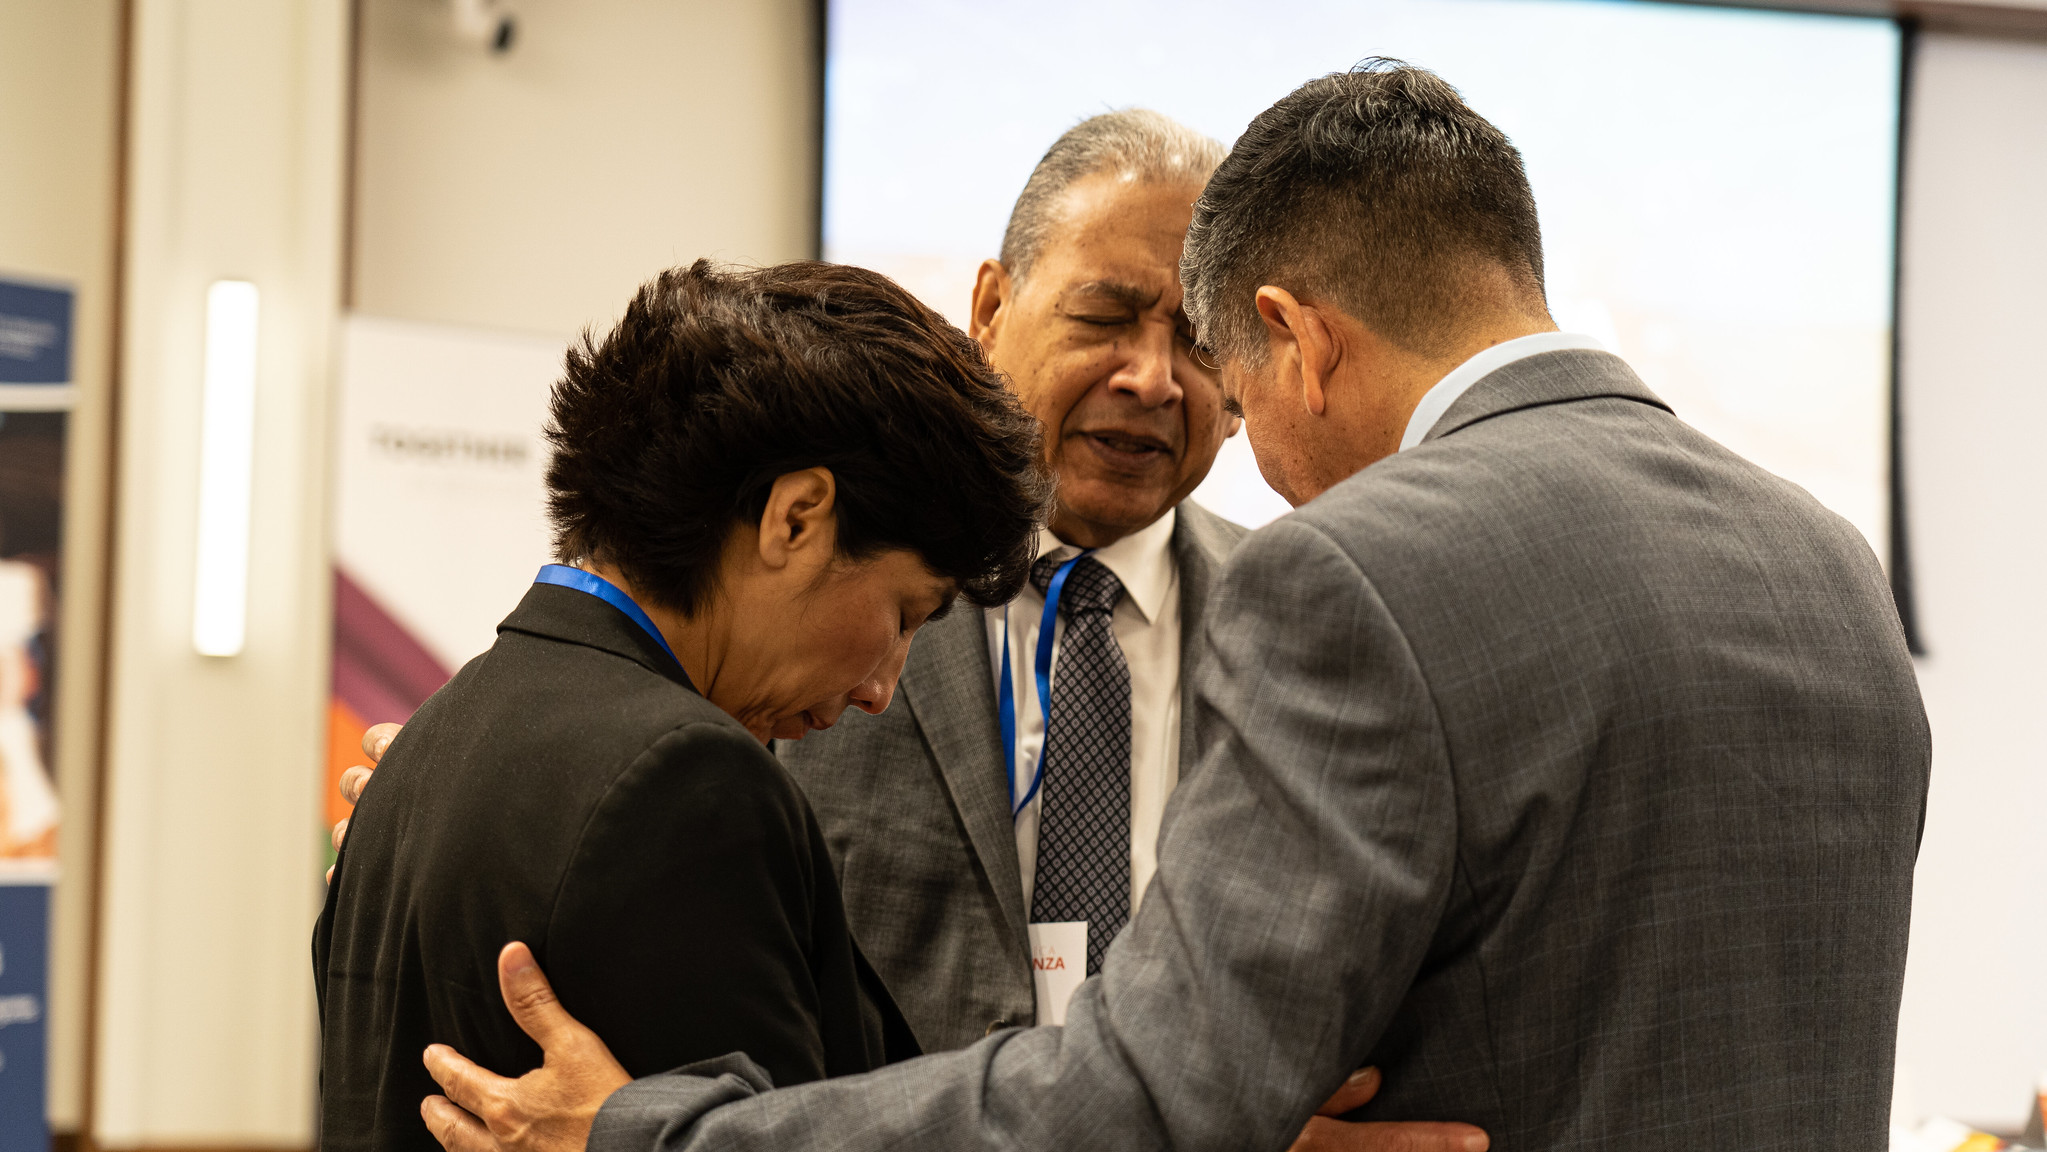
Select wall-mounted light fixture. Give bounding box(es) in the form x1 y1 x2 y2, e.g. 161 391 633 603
192 279 259 658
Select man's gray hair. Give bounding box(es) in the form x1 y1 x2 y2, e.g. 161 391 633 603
999 109 1226 280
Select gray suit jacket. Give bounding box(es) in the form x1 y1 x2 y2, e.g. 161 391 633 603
595 350 1930 1151
778 500 1247 1052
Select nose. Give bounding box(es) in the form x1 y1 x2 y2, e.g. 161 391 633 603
1109 320 1183 409
848 635 912 716
847 676 894 716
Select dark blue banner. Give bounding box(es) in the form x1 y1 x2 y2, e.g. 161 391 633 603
0 280 73 385
0 882 48 1150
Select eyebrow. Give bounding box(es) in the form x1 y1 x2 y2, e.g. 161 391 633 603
1061 281 1163 311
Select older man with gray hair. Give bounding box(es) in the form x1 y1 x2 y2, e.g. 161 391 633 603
776 108 1247 1056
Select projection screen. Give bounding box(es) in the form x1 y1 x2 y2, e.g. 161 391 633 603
823 0 1900 550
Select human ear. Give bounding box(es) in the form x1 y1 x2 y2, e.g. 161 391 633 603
968 260 1012 354
757 467 837 570
1255 286 1337 417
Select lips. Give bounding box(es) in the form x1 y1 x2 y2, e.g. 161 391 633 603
1079 429 1173 465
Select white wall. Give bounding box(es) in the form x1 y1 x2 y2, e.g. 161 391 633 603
0 0 122 1133
352 0 819 338
1893 30 2047 1132
93 0 348 1143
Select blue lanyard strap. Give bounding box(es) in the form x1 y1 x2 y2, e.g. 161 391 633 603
533 564 680 668
997 550 1091 819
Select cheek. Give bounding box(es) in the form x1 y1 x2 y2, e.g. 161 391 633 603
1029 347 1119 434
1183 374 1229 436
1234 388 1284 452
802 605 897 696
1228 365 1283 427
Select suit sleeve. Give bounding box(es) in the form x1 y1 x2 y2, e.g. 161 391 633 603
546 721 833 1089
590 518 1462 1152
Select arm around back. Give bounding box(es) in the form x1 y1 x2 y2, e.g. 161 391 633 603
589 515 1464 1152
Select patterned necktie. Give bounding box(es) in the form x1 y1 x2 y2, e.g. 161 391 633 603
1028 553 1131 976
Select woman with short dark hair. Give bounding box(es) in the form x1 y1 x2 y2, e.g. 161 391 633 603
314 261 1051 1152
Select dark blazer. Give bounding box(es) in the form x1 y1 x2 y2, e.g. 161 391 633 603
587 350 1931 1152
777 501 1247 1050
314 582 914 1152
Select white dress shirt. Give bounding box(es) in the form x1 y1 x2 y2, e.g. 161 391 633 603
1399 331 1607 451
985 507 1180 917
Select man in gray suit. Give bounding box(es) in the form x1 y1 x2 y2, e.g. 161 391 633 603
419 60 1930 1152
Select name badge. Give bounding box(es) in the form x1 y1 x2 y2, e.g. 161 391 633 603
1027 920 1087 1026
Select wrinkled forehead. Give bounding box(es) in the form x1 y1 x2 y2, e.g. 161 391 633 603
1027 175 1201 301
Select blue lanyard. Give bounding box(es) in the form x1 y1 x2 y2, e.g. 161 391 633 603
997 550 1090 819
533 564 680 668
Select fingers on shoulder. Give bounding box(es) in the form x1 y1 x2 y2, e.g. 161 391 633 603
340 764 374 804
364 722 403 761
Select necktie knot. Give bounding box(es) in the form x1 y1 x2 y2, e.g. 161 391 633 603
1031 554 1124 618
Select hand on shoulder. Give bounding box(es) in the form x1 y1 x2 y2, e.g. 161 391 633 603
327 722 404 882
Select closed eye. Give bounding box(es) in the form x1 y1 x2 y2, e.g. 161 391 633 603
904 593 957 634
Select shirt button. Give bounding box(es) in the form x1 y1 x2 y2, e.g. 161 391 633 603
985 1019 1011 1036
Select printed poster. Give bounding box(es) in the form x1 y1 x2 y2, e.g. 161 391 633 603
0 274 72 1147
326 315 566 845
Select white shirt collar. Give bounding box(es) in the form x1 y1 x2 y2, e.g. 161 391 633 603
1036 505 1177 625
1398 332 1608 452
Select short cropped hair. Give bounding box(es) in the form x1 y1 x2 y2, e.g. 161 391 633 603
1000 109 1226 281
546 260 1053 615
1181 60 1547 361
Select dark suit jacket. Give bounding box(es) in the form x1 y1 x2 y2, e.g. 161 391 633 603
314 582 914 1152
777 501 1247 1050
587 350 1931 1152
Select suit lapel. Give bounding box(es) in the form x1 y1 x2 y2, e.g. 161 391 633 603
897 506 1245 943
899 603 1028 944
1170 502 1245 782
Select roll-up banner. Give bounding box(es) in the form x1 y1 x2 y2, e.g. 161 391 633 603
326 315 564 849
0 275 72 1147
